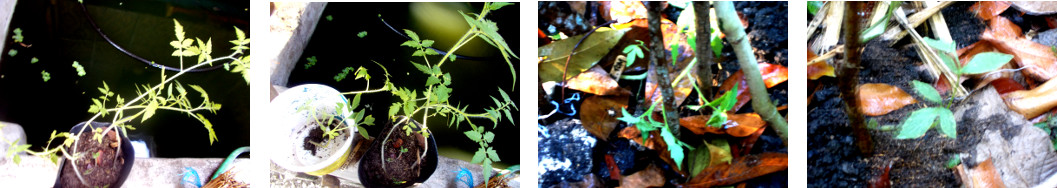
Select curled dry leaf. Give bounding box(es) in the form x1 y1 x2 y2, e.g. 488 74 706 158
620 164 665 188
716 63 790 111
566 66 631 96
539 27 629 83
955 158 1006 188
857 83 918 116
684 153 788 187
970 1 1012 21
979 16 1057 81
1003 77 1057 119
679 113 766 137
580 94 630 141
808 61 836 80
732 127 765 159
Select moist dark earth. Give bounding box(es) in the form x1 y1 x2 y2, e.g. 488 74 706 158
60 130 123 188
540 2 788 187
359 118 426 188
808 2 1020 187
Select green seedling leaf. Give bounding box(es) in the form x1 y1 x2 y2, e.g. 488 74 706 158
411 61 433 75
30 57 38 64
861 20 887 43
403 29 419 42
937 52 960 75
911 80 941 103
142 100 158 122
72 61 86 76
946 154 961 168
41 70 50 82
488 2 514 11
465 130 482 142
486 147 500 162
350 93 362 110
8 49 16 57
421 40 434 48
617 108 640 124
923 37 956 53
808 1 824 15
12 28 23 43
196 113 218 145
937 108 957 138
471 148 486 164
962 52 1013 74
688 142 712 178
661 128 684 170
358 126 369 138
623 44 644 67
896 107 940 139
483 131 495 143
326 15 334 21
357 31 367 38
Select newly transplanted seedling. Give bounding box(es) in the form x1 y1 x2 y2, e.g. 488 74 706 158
616 83 738 171
5 19 250 185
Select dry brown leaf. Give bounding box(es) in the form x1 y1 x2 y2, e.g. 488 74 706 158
970 1 1012 21
956 158 1006 188
981 29 1057 81
620 164 665 188
580 95 630 141
808 62 835 80
857 83 918 116
732 127 766 159
679 113 766 137
566 66 630 96
1003 77 1057 119
684 153 788 187
715 63 789 111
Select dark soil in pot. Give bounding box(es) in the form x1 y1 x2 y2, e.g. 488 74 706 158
302 118 346 156
358 116 438 188
55 122 135 188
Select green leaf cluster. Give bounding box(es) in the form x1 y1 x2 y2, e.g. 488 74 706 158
11 28 23 43
622 40 645 67
897 81 956 139
305 56 318 70
72 61 86 77
466 129 501 179
616 102 691 171
41 70 49 82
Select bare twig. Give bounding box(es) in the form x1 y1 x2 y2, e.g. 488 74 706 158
840 2 872 154
694 1 713 101
646 1 681 138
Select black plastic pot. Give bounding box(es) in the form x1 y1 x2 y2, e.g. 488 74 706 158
53 121 136 188
358 116 438 188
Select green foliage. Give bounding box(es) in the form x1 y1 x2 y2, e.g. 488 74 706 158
946 154 961 168
305 56 318 69
808 1 824 15
72 61 86 77
357 31 367 38
11 28 23 43
622 40 645 67
41 70 50 82
962 52 1013 74
8 49 16 57
861 1 902 42
922 37 955 54
911 80 941 103
326 15 333 21
616 102 691 170
30 57 38 64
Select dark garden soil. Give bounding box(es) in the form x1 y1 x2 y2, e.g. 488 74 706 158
302 119 344 156
539 2 787 187
59 129 124 188
359 118 427 188
808 2 1032 187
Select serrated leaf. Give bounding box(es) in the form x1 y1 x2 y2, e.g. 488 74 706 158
234 26 246 41
486 147 500 162
412 62 433 74
482 160 493 179
502 108 514 124
389 103 401 118
421 40 434 48
424 49 440 56
896 107 940 139
483 131 495 143
426 76 441 86
937 108 957 138
143 100 158 122
616 108 639 124
363 115 375 126
412 50 425 57
196 113 218 145
471 148 486 164
465 130 482 142
400 41 420 48
911 80 942 103
661 129 684 170
403 29 419 42
189 85 209 102
488 2 513 11
962 52 1013 74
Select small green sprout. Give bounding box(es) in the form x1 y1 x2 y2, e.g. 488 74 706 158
41 70 50 82
305 56 317 69
72 61 86 76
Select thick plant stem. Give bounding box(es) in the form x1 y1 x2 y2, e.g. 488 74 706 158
694 1 714 101
839 2 873 154
714 2 788 143
646 2 681 138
